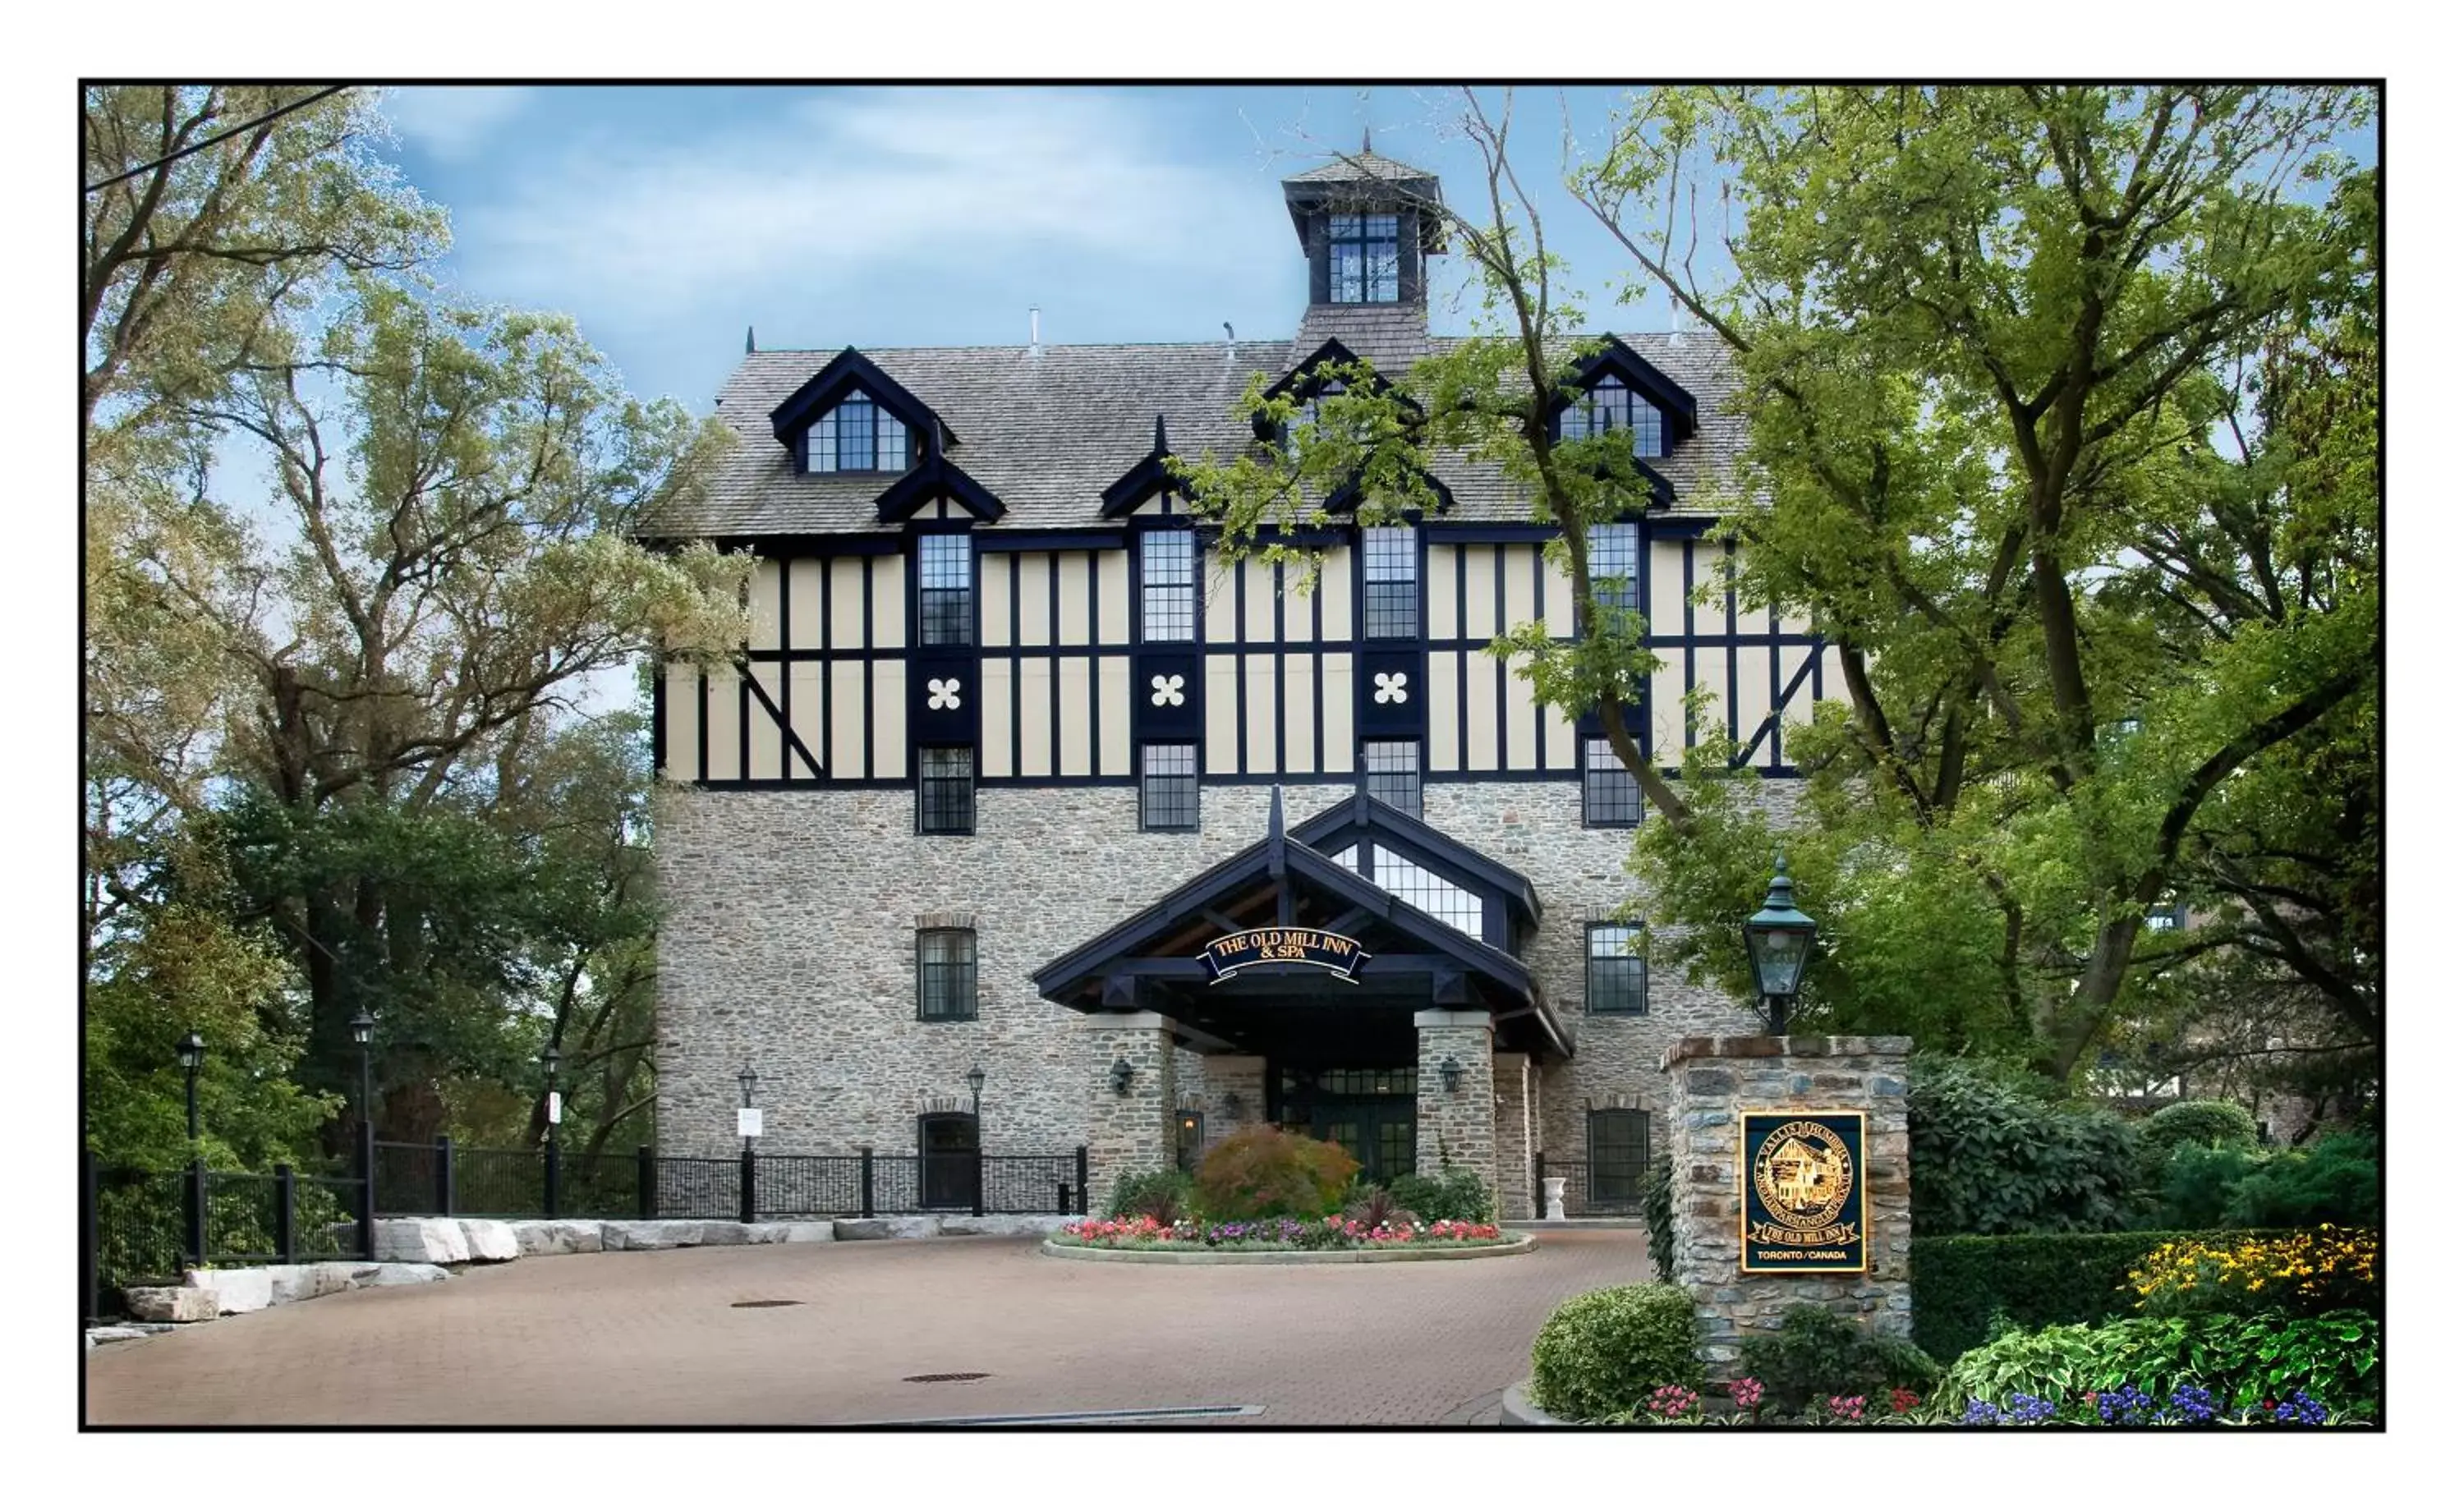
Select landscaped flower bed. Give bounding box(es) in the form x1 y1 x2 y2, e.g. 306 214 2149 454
1052 1214 1511 1252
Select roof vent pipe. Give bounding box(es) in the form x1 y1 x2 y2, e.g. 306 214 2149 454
1222 321 1235 358
1029 305 1041 356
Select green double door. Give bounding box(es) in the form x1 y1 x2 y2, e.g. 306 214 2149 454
1307 1100 1416 1186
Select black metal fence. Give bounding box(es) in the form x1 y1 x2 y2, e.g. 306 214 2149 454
1529 1155 1647 1217
84 1151 375 1320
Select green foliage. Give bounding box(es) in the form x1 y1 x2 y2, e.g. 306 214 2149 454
1737 1304 1939 1417
1641 1152 1675 1282
1935 1311 2380 1417
2154 1134 2379 1231
1106 1168 1196 1223
1907 1054 2142 1234
1528 1284 1703 1421
2129 1229 2378 1320
1910 1229 2273 1362
1193 1125 1358 1220
1341 1186 1419 1229
2141 1100 2259 1157
1385 1166 1494 1224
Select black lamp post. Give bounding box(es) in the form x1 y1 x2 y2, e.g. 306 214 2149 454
1743 852 1818 1034
541 1042 563 1150
347 1009 377 1261
966 1065 986 1118
738 1063 760 1154
1439 1055 1464 1093
174 1031 205 1145
348 1010 375 1137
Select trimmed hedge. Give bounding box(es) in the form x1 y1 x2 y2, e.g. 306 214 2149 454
1910 1229 2280 1362
1529 1283 1702 1421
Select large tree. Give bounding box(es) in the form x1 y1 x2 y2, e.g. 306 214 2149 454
1182 86 2379 1083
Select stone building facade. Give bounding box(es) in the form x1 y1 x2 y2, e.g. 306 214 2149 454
644 147 1834 1218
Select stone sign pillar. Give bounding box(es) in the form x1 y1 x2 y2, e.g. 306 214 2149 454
1659 1035 1913 1380
1414 1010 1496 1200
1083 1012 1179 1214
1492 1051 1534 1220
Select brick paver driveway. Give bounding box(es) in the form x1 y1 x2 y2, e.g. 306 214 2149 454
85 1230 1646 1426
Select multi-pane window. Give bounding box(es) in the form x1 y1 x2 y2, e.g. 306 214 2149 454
1361 526 1418 639
1328 214 1401 304
917 535 973 646
1373 850 1485 937
1363 740 1421 819
916 927 977 1022
1582 737 1643 828
1587 924 1647 1015
917 746 975 834
1140 742 1199 832
1139 529 1196 641
1586 521 1640 615
1588 1109 1651 1208
805 390 911 473
1561 377 1666 459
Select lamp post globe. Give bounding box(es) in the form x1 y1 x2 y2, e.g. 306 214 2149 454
966 1065 986 1116
1743 852 1819 1035
347 1010 376 1139
175 1031 205 1144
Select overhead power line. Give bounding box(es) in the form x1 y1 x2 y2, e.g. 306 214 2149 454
84 85 352 195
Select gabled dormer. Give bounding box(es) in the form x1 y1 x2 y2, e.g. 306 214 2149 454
1550 335 1700 458
1281 146 1447 308
766 347 1002 523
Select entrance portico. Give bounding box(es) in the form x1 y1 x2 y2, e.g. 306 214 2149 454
1033 789 1570 1206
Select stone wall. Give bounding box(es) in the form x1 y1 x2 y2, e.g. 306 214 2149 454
1492 1051 1533 1219
1083 1013 1178 1212
654 778 1787 1195
1412 1011 1496 1193
1660 1035 1914 1379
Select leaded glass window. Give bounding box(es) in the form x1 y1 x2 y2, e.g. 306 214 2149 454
1561 377 1666 460
917 746 974 835
1586 521 1640 615
1588 1109 1650 1208
1363 740 1421 819
917 534 973 646
1587 924 1646 1015
1361 526 1418 639
1328 214 1401 304
1372 849 1485 937
1140 529 1195 641
804 390 912 473
1140 743 1198 832
917 928 977 1022
1582 737 1642 828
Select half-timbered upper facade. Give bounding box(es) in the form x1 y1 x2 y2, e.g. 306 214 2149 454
646 149 1829 1218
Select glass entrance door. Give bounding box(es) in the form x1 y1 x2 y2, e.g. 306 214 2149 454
1277 1067 1417 1186
918 1113 980 1209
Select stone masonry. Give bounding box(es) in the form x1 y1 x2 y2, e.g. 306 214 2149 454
1412 1011 1496 1194
655 778 1790 1210
1083 1012 1179 1212
1660 1035 1914 1378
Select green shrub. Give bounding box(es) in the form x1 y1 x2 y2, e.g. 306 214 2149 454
1193 1125 1358 1220
1641 1152 1675 1283
2222 1134 2380 1229
1528 1284 1702 1421
2156 1143 2253 1229
1934 1310 2380 1417
1909 1228 2278 1362
1907 1054 2142 1234
1106 1168 1195 1222
1736 1303 1938 1416
1386 1166 1494 1224
1341 1186 1419 1228
2140 1100 2259 1159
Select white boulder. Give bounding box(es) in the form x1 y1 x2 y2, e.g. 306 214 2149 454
124 1286 218 1323
186 1267 273 1314
372 1217 470 1265
455 1219 522 1262
508 1220 605 1256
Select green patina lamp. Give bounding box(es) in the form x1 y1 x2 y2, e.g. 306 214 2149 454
1743 852 1818 1035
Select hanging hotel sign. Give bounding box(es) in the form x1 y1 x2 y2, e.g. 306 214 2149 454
1198 929 1371 983
1738 1110 1868 1274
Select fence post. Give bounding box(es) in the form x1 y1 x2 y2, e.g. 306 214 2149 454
356 1121 378 1261
738 1146 756 1224
636 1144 655 1219
275 1164 297 1264
972 1153 985 1219
1056 1181 1069 1216
1532 1151 1546 1220
185 1157 208 1266
434 1135 454 1218
545 1139 563 1219
859 1146 875 1219
1074 1146 1089 1216
81 1148 99 1324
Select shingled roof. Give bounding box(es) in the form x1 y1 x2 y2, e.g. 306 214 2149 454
643 329 1748 540
1280 149 1441 186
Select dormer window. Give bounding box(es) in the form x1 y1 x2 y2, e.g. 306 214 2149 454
804 390 912 474
1562 377 1667 459
1328 214 1401 304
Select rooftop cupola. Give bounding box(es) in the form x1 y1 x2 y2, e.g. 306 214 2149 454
1280 138 1446 309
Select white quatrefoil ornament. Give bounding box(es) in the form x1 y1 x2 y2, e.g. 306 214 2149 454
926 677 963 711
1372 671 1410 705
1150 673 1186 708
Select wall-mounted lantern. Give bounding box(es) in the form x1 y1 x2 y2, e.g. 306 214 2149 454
1110 1057 1135 1097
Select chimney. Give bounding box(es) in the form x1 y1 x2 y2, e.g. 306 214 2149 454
1029 305 1041 356
1222 321 1235 360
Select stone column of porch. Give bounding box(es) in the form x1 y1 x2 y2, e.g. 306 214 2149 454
1491 1051 1534 1220
1207 1054 1268 1146
1082 1012 1179 1215
1413 1010 1497 1203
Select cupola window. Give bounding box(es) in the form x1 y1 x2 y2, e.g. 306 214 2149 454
804 390 912 474
1328 214 1401 304
1562 377 1666 459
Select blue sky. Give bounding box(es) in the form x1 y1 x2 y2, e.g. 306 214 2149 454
375 85 1687 410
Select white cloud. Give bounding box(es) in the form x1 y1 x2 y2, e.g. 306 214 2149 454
446 89 1280 323
383 86 537 160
